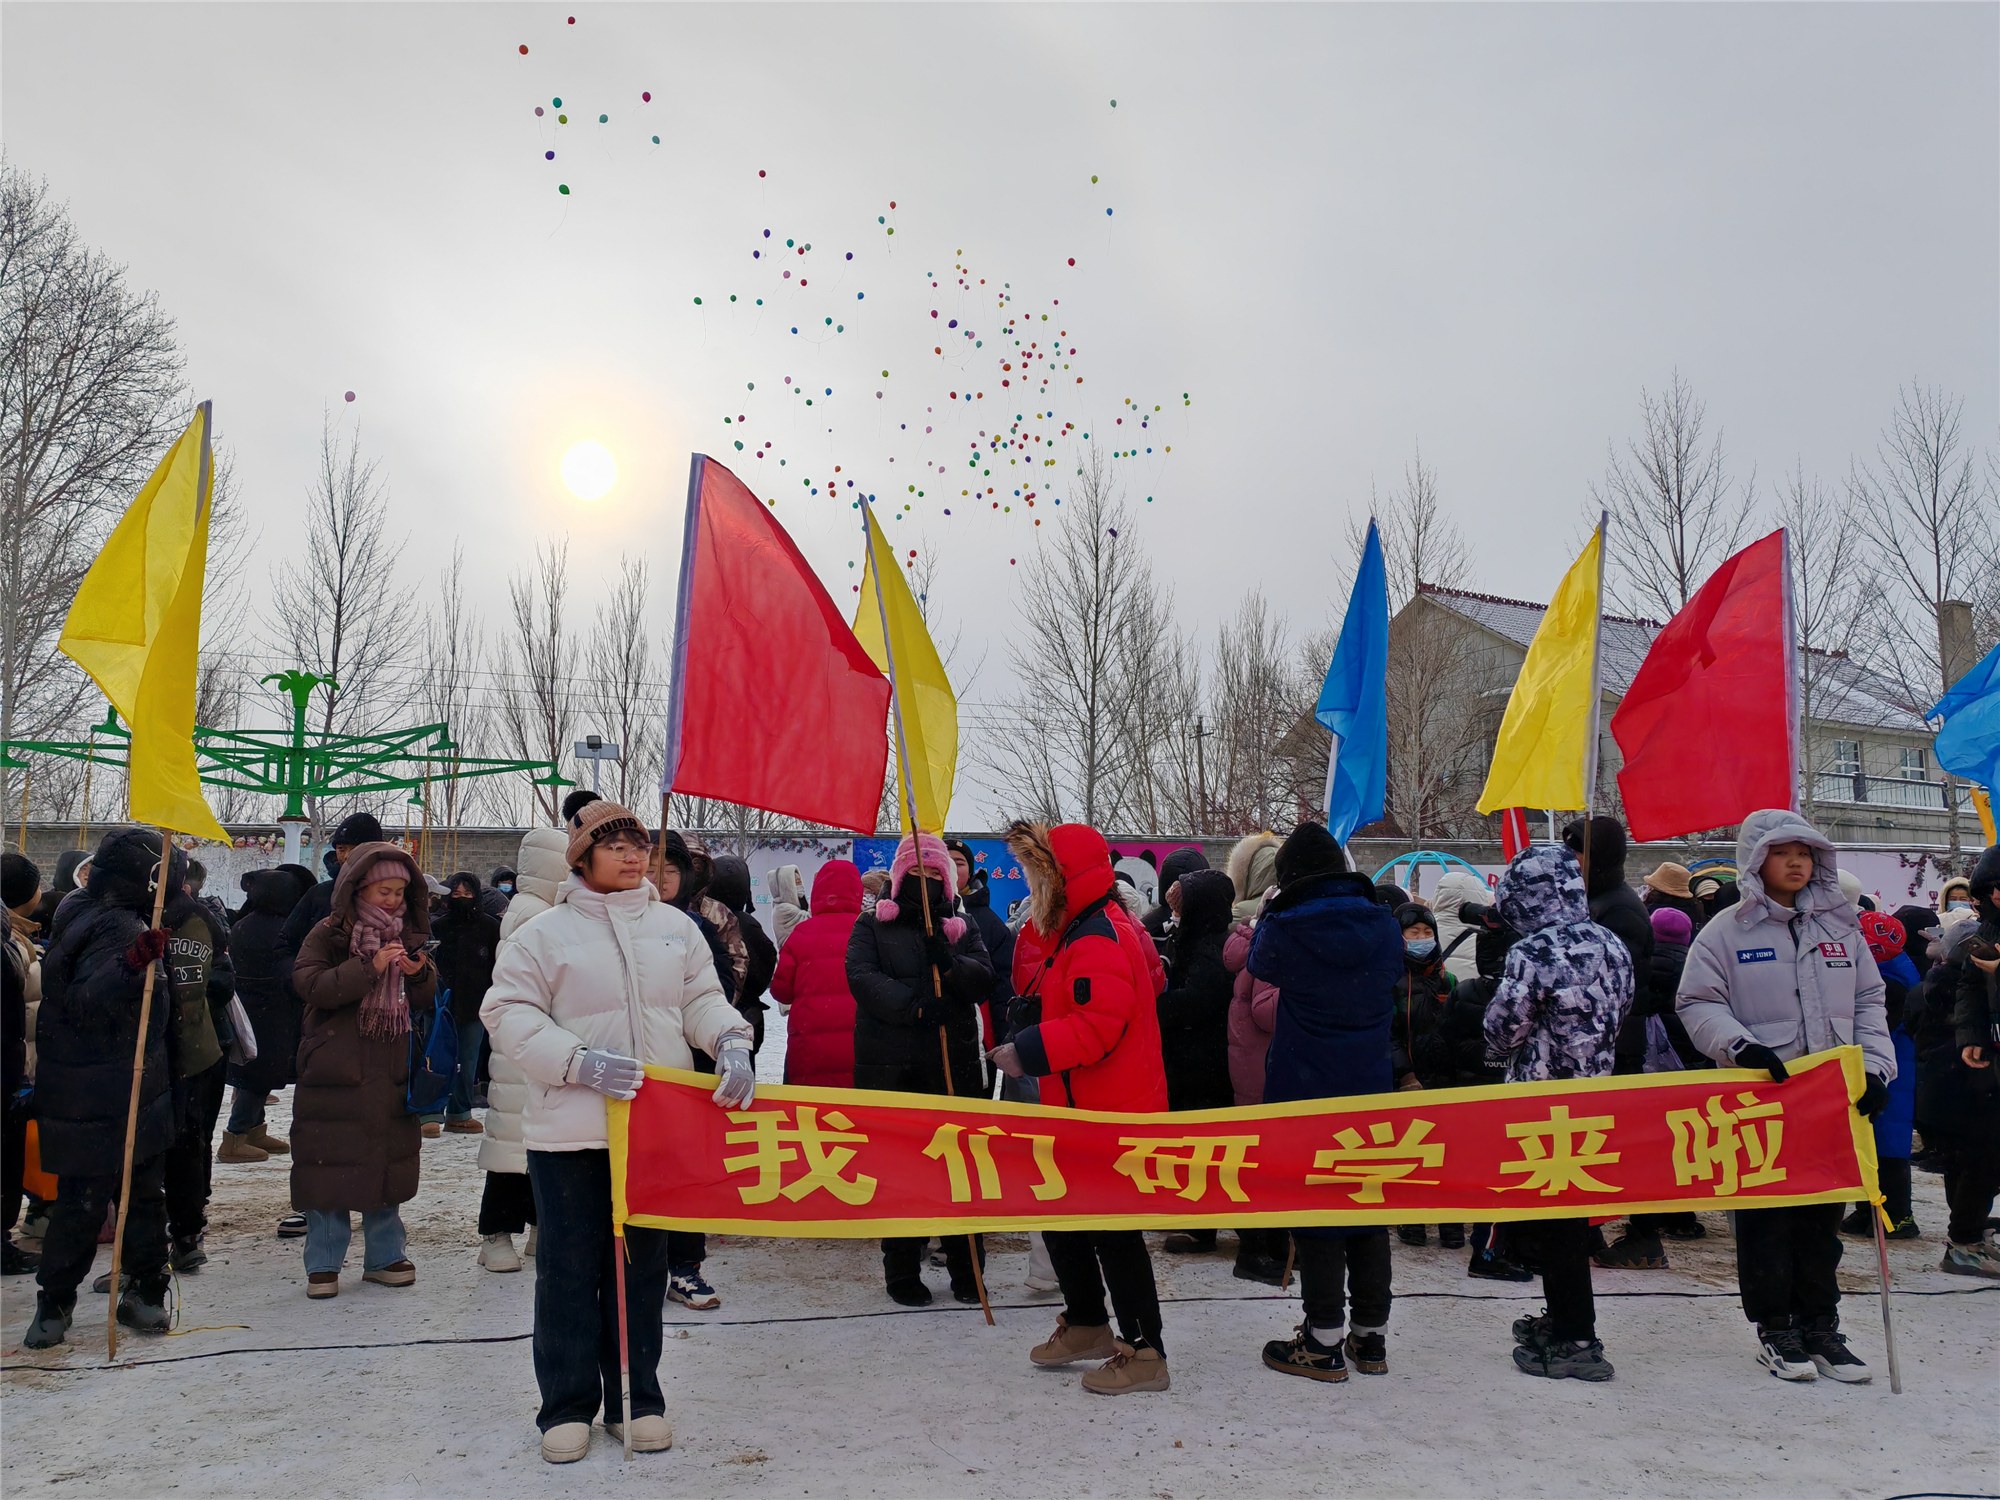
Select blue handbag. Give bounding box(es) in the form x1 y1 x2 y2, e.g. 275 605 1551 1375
406 988 460 1115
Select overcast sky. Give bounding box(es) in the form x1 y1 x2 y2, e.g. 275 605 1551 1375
5 1 1995 728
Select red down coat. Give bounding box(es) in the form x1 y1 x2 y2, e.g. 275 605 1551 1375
771 860 864 1088
1007 822 1167 1112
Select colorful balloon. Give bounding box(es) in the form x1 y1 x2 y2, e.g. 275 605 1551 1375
344 391 355 402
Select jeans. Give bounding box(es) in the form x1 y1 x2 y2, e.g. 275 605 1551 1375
225 1086 265 1135
479 1171 539 1236
303 1208 408 1274
38 1153 170 1302
1294 1230 1392 1332
448 1018 487 1120
1042 1228 1164 1354
1735 1203 1842 1326
526 1148 671 1432
165 1061 226 1242
1514 1218 1597 1343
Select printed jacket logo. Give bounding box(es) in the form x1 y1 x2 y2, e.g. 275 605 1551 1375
1735 948 1777 964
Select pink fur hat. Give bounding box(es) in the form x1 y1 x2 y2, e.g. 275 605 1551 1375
874 832 965 941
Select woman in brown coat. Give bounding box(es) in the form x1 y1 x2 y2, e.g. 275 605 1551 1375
290 842 436 1299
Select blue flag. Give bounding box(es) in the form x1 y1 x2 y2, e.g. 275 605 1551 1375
1928 639 2000 789
1317 520 1390 842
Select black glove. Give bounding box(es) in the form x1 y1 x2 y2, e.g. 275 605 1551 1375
1855 1074 1888 1117
123 928 170 971
1732 1042 1790 1083
923 932 955 974
914 989 964 1028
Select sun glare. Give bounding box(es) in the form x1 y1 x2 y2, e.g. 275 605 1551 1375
561 440 618 501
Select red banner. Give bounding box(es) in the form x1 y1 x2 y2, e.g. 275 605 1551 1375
609 1049 1876 1236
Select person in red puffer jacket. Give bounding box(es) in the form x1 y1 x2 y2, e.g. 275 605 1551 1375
991 821 1171 1396
770 861 865 1089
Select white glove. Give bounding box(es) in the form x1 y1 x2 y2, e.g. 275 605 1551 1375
568 1048 645 1100
711 1039 757 1109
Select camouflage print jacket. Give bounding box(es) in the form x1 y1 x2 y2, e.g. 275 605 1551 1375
1483 844 1635 1084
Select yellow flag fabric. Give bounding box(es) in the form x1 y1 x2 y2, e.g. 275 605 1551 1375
1974 787 1997 846
57 404 228 841
1475 527 1604 816
851 507 957 833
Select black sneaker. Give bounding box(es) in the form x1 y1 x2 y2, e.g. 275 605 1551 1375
1469 1250 1534 1283
1437 1224 1465 1250
1755 1322 1817 1381
1838 1206 1871 1238
1513 1337 1613 1381
22 1293 74 1350
1512 1311 1553 1347
1592 1233 1669 1270
276 1213 308 1239
949 1282 983 1305
668 1269 721 1310
1344 1330 1387 1375
172 1235 208 1273
1885 1216 1920 1241
1232 1255 1287 1287
1397 1225 1428 1247
1658 1213 1707 1241
887 1279 933 1307
116 1278 172 1336
1802 1321 1871 1384
1162 1231 1217 1254
1261 1323 1347 1383
1 1239 40 1275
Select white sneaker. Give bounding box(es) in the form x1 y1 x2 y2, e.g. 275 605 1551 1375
1755 1325 1818 1382
604 1414 673 1452
524 1225 538 1257
540 1421 590 1464
479 1233 522 1273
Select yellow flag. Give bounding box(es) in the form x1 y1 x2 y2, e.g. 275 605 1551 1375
1974 787 1997 845
1475 526 1604 816
58 403 228 841
851 506 957 833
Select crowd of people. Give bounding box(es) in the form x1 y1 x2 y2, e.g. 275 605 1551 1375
3 793 1996 1462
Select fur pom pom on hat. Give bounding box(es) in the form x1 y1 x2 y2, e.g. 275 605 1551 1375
874 831 965 940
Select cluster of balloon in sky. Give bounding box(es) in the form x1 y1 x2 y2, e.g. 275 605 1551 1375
505 13 1190 577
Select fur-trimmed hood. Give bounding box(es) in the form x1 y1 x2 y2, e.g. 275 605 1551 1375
1006 820 1117 937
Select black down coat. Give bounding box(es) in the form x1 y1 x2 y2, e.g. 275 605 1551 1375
847 881 992 1095
35 889 177 1178
1156 869 1236 1112
228 869 306 1096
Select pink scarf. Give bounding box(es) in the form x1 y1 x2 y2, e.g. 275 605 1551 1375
349 897 412 1041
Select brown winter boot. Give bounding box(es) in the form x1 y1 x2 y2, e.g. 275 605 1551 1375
246 1126 290 1156
1080 1341 1171 1394
1029 1316 1117 1368
217 1132 269 1164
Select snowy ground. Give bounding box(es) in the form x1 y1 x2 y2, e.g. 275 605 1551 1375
3 1016 1994 1499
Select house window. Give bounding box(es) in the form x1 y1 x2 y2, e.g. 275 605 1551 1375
1898 746 1927 781
1828 740 1861 776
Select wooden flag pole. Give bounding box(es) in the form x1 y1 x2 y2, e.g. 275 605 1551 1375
863 520 992 1325
106 830 173 1360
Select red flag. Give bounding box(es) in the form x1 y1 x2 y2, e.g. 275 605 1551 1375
1500 808 1532 860
1612 530 1797 841
664 456 890 832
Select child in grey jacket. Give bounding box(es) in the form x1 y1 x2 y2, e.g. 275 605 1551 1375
1676 809 1890 1386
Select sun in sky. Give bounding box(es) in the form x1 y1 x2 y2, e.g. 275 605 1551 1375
560 439 618 501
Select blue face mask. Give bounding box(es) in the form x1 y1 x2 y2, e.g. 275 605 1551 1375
1406 938 1439 961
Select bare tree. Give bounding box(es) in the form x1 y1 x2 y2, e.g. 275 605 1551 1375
1776 465 1872 823
1347 444 1469 609
977 448 1161 826
267 415 420 833
1 163 186 838
1594 372 1755 620
418 545 487 846
497 542 577 826
1207 590 1299 833
586 556 664 807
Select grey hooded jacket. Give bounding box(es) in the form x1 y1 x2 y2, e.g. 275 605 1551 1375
1676 809 1893 1081
1484 844 1635 1083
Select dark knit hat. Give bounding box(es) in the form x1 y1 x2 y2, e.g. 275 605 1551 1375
332 812 385 848
1970 844 2000 900
1274 822 1348 886
1395 902 1436 931
1 852 41 912
87 828 187 909
565 800 646 869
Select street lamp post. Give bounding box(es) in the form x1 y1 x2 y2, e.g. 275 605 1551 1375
574 734 622 797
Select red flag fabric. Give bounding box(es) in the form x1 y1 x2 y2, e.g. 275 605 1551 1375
664 456 890 832
1500 808 1532 861
1612 530 1796 841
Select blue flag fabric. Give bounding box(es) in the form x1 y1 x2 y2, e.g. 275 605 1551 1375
1317 520 1390 842
1928 639 2000 789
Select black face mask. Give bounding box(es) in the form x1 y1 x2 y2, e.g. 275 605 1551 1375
897 875 949 919
450 895 475 910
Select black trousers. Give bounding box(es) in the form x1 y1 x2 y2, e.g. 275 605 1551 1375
525 1149 670 1432
1043 1228 1164 1354
478 1170 539 1236
1735 1202 1842 1326
165 1061 227 1243
1236 1226 1288 1264
1294 1230 1392 1332
2 1102 24 1234
1877 1157 1913 1225
1944 1132 2000 1244
883 1232 983 1290
37 1152 169 1303
1514 1218 1597 1342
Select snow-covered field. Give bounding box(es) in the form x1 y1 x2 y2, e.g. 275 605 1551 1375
4 1018 1993 1499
